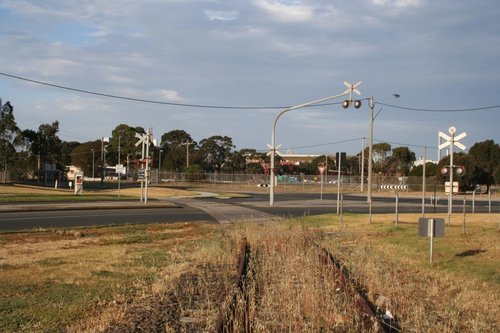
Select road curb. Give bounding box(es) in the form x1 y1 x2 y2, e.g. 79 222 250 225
0 201 181 213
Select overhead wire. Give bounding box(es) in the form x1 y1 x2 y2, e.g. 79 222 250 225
376 101 500 112
0 71 342 110
4 71 500 112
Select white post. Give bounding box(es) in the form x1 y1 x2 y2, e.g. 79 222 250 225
472 189 476 214
429 219 434 265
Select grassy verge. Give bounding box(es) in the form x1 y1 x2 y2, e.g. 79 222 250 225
0 183 196 203
0 213 498 332
310 213 500 332
0 223 235 332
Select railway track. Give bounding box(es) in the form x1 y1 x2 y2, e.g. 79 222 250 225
216 238 401 332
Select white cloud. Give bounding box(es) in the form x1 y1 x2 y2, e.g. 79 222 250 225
107 75 133 84
371 0 423 8
204 10 239 21
1 0 498 153
254 0 314 22
88 30 108 37
157 90 185 102
27 58 82 76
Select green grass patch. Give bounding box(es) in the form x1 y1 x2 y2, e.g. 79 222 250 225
215 192 252 198
133 250 173 268
0 281 119 332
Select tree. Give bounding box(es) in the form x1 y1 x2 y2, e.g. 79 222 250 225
60 141 80 167
409 162 438 177
159 129 196 171
494 165 500 185
389 146 416 176
372 142 392 176
22 121 62 169
71 141 100 176
197 135 235 172
468 140 500 191
345 155 360 175
107 124 145 171
372 143 391 162
237 149 266 174
0 101 21 178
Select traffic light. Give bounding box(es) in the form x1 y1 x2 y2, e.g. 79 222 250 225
342 100 350 109
354 100 362 109
456 166 466 176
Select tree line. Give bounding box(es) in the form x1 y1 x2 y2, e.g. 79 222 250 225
1 100 499 189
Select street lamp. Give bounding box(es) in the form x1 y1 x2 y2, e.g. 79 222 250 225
269 81 362 206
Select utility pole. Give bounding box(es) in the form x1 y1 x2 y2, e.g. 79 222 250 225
181 141 194 167
422 146 427 217
118 135 121 197
360 137 365 192
367 96 374 223
91 149 95 179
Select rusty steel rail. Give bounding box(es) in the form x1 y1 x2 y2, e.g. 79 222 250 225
215 238 251 333
216 238 400 332
316 243 402 333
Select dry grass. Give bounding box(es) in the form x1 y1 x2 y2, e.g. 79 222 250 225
228 223 367 332
314 213 500 332
94 186 195 198
0 183 70 195
1 213 498 332
0 223 235 332
0 183 196 199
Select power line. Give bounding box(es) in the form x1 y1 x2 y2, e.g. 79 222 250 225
374 138 438 149
3 71 499 113
0 71 343 110
282 138 362 151
376 101 500 112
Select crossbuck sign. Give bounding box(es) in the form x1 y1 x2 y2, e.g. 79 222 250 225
438 127 466 152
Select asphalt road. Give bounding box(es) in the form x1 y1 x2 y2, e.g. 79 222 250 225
0 207 216 231
0 192 497 231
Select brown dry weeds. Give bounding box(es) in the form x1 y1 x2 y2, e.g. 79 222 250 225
1 213 498 332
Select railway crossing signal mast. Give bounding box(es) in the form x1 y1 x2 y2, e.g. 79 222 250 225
438 127 467 225
135 128 156 204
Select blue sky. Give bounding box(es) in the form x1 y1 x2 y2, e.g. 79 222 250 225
0 0 499 160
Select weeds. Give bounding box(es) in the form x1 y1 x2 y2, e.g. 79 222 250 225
0 214 498 332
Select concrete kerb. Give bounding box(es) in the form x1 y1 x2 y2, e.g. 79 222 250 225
0 201 181 213
0 191 223 213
